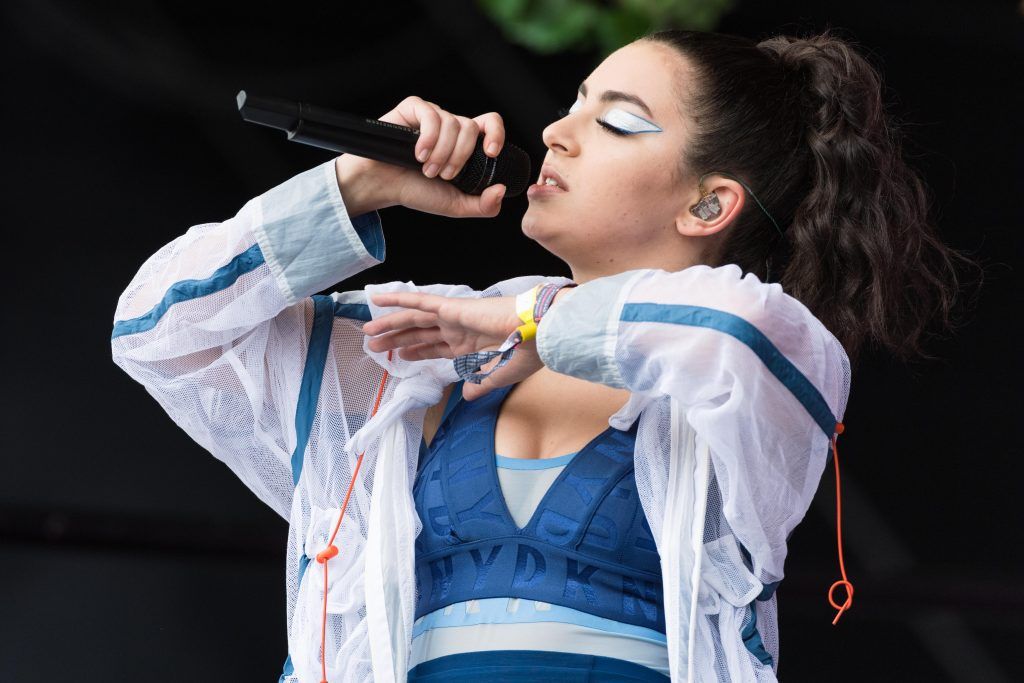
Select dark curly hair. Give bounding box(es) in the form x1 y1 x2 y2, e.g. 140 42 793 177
639 29 977 363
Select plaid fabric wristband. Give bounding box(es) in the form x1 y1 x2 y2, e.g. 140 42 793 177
453 282 577 384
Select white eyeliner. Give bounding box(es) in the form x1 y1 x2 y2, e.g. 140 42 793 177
567 99 662 134
604 108 662 134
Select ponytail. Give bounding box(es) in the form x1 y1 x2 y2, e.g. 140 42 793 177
641 29 977 362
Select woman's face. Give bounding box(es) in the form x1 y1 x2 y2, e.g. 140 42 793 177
521 41 701 282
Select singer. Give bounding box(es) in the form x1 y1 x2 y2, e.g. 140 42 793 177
111 30 965 682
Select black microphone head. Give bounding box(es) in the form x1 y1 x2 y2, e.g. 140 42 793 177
452 139 532 198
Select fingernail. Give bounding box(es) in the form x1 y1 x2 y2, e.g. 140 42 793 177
441 165 455 179
417 148 430 162
487 143 499 156
425 163 438 177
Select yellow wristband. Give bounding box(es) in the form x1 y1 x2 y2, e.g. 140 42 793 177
513 284 541 343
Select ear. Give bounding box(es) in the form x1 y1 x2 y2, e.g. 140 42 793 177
674 176 746 239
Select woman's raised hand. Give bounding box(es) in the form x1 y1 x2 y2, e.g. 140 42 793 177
361 291 546 399
335 96 508 218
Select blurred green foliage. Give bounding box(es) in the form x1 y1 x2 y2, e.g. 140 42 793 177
476 0 735 56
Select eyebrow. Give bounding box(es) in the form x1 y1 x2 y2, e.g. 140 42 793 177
578 81 654 119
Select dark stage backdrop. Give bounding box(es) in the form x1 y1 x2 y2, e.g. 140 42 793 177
1 1 1020 681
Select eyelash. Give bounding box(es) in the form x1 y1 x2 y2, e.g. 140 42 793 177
555 106 628 136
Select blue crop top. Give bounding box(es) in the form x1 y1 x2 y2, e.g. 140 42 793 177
410 381 668 678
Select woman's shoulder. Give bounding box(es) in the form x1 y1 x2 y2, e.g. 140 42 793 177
480 273 576 298
627 264 845 352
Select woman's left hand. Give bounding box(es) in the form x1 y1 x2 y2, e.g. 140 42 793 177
362 292 545 399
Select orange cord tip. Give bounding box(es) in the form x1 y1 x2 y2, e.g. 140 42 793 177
316 545 339 563
835 421 845 435
828 579 854 624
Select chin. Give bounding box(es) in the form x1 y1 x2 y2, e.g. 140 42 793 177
520 218 571 263
520 214 555 244
519 211 541 241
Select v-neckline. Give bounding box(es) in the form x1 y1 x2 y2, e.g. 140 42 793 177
487 382 618 533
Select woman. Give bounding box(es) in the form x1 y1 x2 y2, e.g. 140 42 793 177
111 30 964 683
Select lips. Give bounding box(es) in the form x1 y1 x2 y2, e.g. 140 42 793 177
538 164 569 191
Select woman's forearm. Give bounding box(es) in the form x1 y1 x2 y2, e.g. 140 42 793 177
334 154 396 216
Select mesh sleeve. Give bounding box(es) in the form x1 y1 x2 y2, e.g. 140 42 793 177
110 160 385 519
537 264 851 583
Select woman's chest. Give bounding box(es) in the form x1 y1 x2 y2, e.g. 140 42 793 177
411 381 663 630
494 369 632 460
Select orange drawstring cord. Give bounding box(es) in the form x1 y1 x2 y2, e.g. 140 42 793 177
316 350 393 683
827 422 854 625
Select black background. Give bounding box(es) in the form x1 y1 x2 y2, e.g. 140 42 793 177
1 1 1020 681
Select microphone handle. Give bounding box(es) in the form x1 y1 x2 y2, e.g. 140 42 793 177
287 118 422 170
237 91 527 196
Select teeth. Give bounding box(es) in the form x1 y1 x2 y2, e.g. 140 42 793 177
543 177 560 187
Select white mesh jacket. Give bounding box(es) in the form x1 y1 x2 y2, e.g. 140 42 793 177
111 159 850 683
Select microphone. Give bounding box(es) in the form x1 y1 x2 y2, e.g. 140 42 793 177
236 90 532 197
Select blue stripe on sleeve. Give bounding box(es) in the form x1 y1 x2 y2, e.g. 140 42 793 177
111 243 265 340
291 295 335 486
741 603 773 666
280 293 344 678
620 303 837 436
352 211 385 262
332 302 372 321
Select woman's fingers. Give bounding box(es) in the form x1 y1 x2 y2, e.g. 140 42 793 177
472 112 505 157
422 111 461 178
397 341 454 361
394 97 441 163
368 326 446 353
369 291 443 311
482 183 507 216
388 97 461 173
445 182 507 218
367 292 518 342
365 293 446 331
440 116 481 180
404 102 502 182
376 98 508 219
364 309 438 338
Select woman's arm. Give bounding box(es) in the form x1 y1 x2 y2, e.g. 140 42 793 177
112 95 512 519
110 159 387 518
536 264 851 581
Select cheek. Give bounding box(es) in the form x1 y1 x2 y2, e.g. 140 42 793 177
588 168 669 227
596 151 661 193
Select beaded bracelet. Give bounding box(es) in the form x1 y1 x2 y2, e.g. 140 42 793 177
453 282 577 384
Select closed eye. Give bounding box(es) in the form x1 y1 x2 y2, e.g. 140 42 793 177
555 107 629 136
596 120 629 136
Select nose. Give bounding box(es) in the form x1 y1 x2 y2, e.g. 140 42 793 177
542 114 579 157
